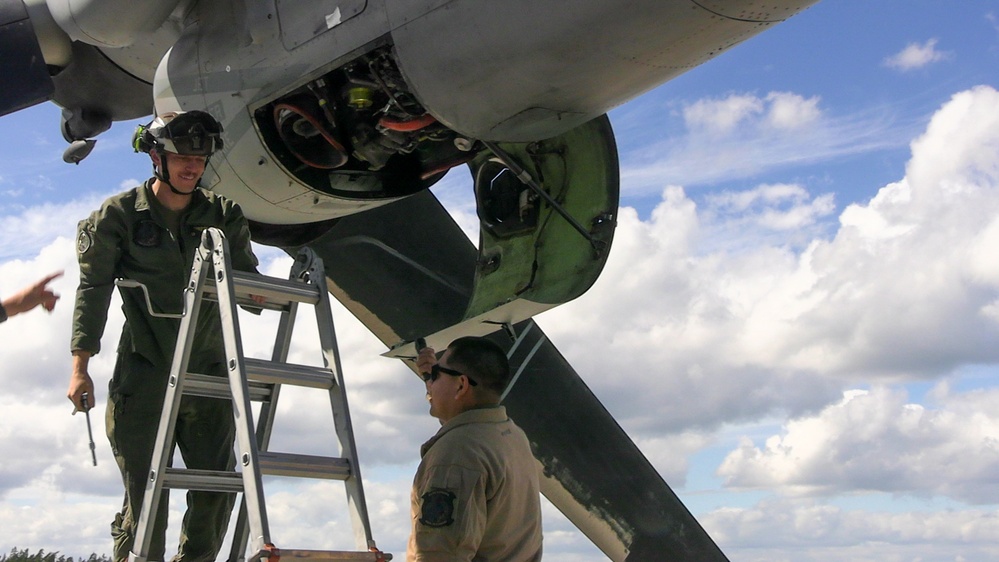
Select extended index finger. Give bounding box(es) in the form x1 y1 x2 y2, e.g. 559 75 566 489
37 271 64 287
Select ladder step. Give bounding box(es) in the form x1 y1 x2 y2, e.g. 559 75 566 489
158 452 352 492
181 364 333 400
251 549 391 561
184 372 274 402
202 270 321 308
246 358 335 389
258 451 352 480
162 468 245 493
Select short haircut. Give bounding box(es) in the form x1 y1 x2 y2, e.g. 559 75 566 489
446 336 510 395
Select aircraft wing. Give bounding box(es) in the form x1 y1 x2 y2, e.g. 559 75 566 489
291 189 728 561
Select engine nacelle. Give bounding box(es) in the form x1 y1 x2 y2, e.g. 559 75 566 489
0 0 54 116
3 0 184 141
147 0 815 224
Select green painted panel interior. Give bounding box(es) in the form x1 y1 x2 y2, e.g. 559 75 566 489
464 115 619 319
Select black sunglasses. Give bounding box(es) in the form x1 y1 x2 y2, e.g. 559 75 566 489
422 364 478 386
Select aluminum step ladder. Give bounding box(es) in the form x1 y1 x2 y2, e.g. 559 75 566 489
129 227 389 562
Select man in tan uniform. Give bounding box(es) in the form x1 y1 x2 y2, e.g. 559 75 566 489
410 336 543 561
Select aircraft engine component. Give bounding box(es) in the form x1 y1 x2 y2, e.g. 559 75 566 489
389 0 818 141
0 0 54 116
347 86 374 109
41 0 181 48
3 0 185 156
273 94 348 170
252 47 479 208
475 159 540 239
20 0 70 66
50 40 153 126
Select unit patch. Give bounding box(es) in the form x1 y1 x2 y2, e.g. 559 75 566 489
419 489 456 528
77 229 92 255
133 220 161 247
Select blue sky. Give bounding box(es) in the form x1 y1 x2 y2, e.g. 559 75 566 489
3 2 999 561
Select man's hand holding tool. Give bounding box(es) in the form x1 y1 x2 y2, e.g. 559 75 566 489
72 392 98 466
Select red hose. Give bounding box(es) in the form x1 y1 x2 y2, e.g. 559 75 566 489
379 113 437 132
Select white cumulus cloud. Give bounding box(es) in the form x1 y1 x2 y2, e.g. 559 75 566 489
681 91 822 135
883 38 950 71
765 92 822 130
716 386 999 503
705 498 999 561
618 89 912 191
683 94 764 134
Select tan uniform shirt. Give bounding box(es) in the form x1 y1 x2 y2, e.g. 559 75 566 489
408 405 543 562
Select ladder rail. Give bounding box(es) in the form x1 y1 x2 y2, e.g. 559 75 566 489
228 270 301 562
208 230 274 555
131 243 212 562
313 261 377 551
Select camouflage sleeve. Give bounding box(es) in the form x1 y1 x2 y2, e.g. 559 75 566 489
71 204 124 354
410 446 487 561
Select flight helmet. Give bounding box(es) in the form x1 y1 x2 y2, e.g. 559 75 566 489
133 110 224 194
134 110 224 156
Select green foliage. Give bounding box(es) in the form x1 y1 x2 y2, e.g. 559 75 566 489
0 548 111 562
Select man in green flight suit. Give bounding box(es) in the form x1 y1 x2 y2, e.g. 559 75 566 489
66 110 261 562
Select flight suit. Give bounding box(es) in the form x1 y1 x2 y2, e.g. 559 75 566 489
73 180 259 561
408 406 543 562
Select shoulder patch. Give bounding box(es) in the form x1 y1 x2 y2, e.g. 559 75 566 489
77 229 92 255
419 489 456 528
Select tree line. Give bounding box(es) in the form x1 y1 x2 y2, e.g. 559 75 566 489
0 549 110 562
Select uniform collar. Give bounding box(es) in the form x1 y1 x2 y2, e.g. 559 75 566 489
421 405 508 457
135 178 210 213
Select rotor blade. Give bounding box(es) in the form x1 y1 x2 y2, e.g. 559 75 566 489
498 319 728 561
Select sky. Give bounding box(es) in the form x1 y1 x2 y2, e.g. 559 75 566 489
2 2 999 561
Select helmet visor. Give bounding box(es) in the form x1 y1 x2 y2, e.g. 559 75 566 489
158 111 224 156
165 132 221 156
